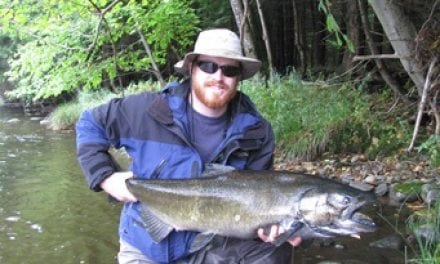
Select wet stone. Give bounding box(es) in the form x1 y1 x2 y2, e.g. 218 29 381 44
375 183 388 196
369 234 405 250
413 224 439 244
421 183 440 206
389 184 419 204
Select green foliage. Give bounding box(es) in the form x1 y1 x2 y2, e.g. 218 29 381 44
407 202 440 263
417 136 440 168
49 89 118 130
241 74 412 160
49 80 161 130
1 0 199 102
0 33 18 84
241 73 368 159
318 0 355 52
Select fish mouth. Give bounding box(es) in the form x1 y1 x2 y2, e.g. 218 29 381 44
316 202 377 237
334 202 377 235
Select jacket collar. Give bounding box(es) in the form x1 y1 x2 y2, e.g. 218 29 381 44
147 79 261 126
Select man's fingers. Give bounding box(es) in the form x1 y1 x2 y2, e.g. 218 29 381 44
288 236 302 247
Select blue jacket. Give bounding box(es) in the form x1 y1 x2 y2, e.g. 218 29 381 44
75 80 275 263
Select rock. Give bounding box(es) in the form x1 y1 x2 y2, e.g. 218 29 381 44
375 183 388 196
369 234 405 250
364 175 377 185
302 161 316 172
351 154 367 163
389 183 420 204
6 118 20 124
413 224 439 245
349 182 374 192
40 118 51 126
341 174 354 184
421 183 440 206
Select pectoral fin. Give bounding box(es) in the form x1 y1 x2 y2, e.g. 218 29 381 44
139 204 173 243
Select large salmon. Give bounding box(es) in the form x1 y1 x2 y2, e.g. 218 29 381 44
126 165 377 246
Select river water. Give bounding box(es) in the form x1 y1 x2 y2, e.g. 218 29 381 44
0 107 412 264
0 107 121 263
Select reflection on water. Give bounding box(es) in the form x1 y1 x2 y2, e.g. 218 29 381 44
0 107 121 263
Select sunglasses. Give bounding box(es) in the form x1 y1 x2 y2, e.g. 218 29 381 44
196 61 241 77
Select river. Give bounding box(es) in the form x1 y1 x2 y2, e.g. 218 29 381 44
0 107 412 264
0 107 121 263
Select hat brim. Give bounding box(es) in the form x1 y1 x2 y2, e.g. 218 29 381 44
174 52 261 80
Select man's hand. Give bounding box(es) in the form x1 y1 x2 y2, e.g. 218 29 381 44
100 171 138 202
257 225 302 247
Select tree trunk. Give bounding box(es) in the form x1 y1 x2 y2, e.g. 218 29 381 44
230 0 257 58
408 57 438 151
255 0 273 72
311 0 326 68
369 0 426 95
340 1 361 73
292 0 306 77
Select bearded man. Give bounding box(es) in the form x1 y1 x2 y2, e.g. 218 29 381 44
76 28 301 264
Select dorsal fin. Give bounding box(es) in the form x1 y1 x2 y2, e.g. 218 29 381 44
200 163 236 178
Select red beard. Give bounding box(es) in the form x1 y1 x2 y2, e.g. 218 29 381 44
192 79 237 109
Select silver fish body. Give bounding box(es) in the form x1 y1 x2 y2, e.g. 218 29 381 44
126 169 377 244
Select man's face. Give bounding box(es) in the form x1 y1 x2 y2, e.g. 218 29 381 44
190 55 241 110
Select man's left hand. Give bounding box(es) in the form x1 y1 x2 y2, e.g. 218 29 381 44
257 225 302 247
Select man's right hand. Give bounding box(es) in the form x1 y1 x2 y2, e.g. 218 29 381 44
100 171 138 202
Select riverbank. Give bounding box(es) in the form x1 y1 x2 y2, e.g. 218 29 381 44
3 105 439 263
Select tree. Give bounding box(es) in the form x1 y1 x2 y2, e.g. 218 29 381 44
1 0 199 101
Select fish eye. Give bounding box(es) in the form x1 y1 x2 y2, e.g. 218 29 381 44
343 196 351 205
328 194 352 208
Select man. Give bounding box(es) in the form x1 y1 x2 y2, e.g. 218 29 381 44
76 28 301 264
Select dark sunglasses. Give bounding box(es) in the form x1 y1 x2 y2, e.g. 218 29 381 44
196 61 241 77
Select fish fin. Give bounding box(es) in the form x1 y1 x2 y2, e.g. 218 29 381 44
189 233 216 253
201 163 236 178
273 222 304 247
140 205 173 243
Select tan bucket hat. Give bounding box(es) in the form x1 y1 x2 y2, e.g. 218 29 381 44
174 29 262 80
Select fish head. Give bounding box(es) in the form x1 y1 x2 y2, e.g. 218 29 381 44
298 186 377 238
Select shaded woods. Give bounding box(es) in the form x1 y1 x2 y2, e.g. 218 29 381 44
0 0 438 155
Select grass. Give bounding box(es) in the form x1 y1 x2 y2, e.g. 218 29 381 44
241 73 371 160
407 202 440 263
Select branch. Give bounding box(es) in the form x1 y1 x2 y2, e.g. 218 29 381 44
86 0 122 61
352 54 400 61
240 0 249 46
136 28 164 85
408 57 438 152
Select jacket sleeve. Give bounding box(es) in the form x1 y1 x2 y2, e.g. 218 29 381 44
75 100 124 191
